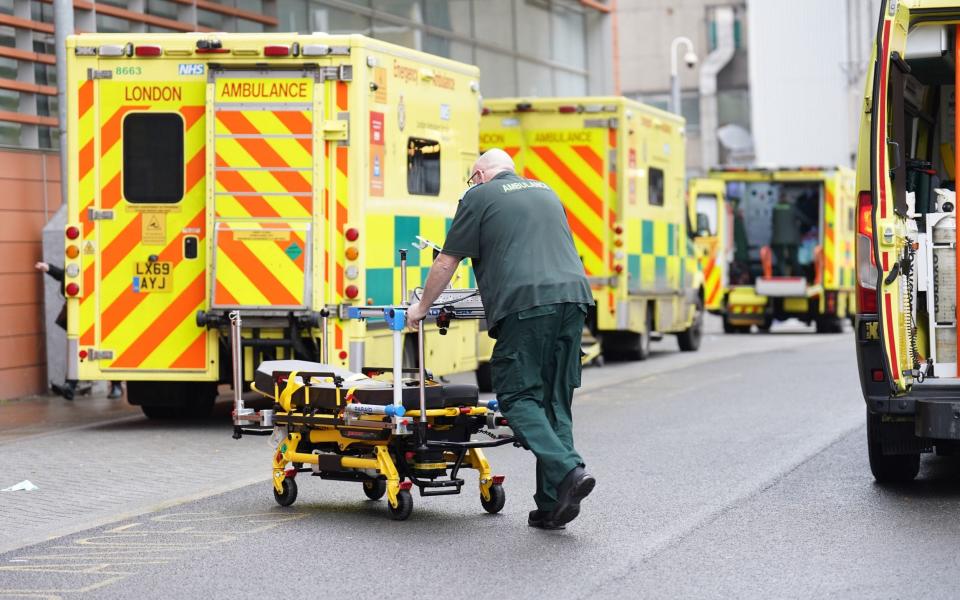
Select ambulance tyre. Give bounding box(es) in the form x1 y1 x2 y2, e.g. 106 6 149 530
476 362 494 393
363 478 387 501
722 315 750 334
273 478 298 507
677 296 704 352
481 484 506 514
867 410 920 483
389 490 413 521
140 404 178 419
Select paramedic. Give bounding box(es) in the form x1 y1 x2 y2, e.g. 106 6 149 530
406 148 596 530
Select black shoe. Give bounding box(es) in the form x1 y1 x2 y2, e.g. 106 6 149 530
550 467 595 526
51 382 74 401
528 509 565 530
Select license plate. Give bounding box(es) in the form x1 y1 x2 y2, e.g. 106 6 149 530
133 261 173 293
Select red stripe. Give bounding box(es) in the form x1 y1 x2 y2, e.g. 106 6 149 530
531 146 604 218
110 274 206 369
80 326 94 346
79 140 94 180
336 82 348 111
180 105 205 131
503 146 520 158
706 281 720 306
336 146 348 176
170 331 206 369
883 293 900 380
571 145 603 176
335 324 343 350
185 148 206 194
608 128 617 148
102 173 122 209
336 202 347 234
78 80 93 119
272 110 312 135
214 280 240 306
878 21 891 219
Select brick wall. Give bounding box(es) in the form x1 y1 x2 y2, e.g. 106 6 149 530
0 148 60 399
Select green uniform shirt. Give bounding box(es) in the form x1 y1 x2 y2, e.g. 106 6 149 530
441 171 593 328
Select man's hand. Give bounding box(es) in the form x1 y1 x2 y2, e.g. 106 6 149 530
34 262 49 273
406 302 427 332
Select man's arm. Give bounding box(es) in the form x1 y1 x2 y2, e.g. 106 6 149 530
405 252 462 329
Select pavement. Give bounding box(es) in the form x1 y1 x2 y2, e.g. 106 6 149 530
1 317 956 598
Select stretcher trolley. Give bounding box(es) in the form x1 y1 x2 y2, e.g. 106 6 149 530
231 252 515 521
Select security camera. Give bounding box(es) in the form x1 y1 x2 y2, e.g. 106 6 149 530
684 51 698 68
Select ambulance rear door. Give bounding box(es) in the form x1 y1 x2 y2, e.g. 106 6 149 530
207 68 321 314
511 111 615 282
870 1 913 392
689 177 727 312
92 71 215 378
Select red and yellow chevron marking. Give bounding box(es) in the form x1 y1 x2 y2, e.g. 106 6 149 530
212 222 308 308
76 79 97 347
823 180 836 288
214 109 313 219
699 238 723 310
93 81 209 371
333 81 349 305
525 139 608 276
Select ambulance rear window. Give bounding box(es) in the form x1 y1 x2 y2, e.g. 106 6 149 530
407 138 441 196
648 167 664 206
123 113 184 204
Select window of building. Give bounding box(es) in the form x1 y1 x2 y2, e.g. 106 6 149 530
515 0 550 60
123 113 184 203
551 5 585 70
473 0 513 50
476 48 515 98
424 0 472 36
518 59 552 96
407 138 440 196
648 167 664 207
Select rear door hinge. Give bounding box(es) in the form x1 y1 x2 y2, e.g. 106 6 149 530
87 68 113 80
317 65 353 82
323 114 349 143
88 208 115 221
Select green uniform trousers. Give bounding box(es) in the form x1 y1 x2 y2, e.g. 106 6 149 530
490 302 587 512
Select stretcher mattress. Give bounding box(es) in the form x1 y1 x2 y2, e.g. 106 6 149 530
255 360 479 411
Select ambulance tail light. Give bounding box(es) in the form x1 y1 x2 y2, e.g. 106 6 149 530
345 228 359 242
65 283 79 297
65 226 80 240
135 45 162 57
515 102 534 112
263 45 290 57
345 285 359 299
481 107 490 116
856 191 878 314
558 105 578 114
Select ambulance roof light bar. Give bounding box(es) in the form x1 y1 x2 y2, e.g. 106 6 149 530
196 39 229 54
263 45 291 57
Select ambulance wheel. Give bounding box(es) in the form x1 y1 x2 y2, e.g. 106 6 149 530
677 296 704 352
273 478 298 507
140 404 178 419
481 484 506 514
476 362 494 393
867 410 920 483
363 478 387 501
389 490 413 521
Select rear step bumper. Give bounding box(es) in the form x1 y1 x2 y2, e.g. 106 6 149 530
867 385 960 440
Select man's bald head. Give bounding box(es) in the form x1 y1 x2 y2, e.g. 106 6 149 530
471 148 515 185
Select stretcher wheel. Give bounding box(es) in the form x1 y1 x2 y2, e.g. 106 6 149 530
481 484 506 514
389 490 413 521
273 478 298 507
363 478 387 501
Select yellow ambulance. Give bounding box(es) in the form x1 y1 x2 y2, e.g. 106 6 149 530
688 177 727 314
63 32 483 418
707 167 857 333
855 0 960 481
481 97 704 360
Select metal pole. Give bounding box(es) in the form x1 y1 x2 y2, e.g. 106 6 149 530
417 319 427 443
399 249 408 305
53 0 73 207
669 36 695 116
230 311 244 426
320 308 329 364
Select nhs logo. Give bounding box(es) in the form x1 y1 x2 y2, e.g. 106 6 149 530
178 64 204 76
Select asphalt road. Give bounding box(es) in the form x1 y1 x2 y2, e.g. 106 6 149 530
2 321 959 599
